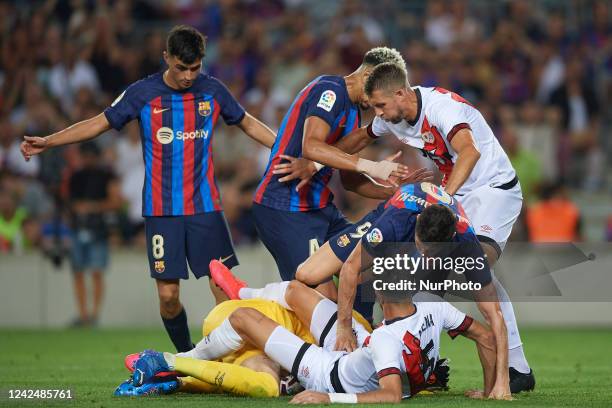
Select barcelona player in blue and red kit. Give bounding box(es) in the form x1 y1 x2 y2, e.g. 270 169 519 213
251 48 417 282
21 26 279 352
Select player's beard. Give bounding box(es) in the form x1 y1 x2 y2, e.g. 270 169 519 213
388 113 403 124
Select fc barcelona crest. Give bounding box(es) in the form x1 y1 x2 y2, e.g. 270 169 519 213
198 101 211 116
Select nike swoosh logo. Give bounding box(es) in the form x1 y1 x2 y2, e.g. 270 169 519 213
219 254 234 263
153 108 170 114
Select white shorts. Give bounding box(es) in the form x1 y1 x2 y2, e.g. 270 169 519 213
309 298 370 350
264 325 343 393
456 181 523 255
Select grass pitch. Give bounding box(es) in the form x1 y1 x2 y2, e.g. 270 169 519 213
1 327 611 407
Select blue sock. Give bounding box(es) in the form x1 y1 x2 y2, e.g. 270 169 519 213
162 307 193 352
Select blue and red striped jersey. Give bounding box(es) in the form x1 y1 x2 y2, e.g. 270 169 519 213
361 182 478 252
254 75 361 212
104 72 245 216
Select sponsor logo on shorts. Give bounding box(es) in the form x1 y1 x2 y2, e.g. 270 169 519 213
337 234 350 248
219 254 234 264
154 260 165 273
480 225 493 233
366 228 383 246
198 101 211 116
299 366 310 379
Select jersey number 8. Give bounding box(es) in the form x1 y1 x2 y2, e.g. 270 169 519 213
152 234 165 259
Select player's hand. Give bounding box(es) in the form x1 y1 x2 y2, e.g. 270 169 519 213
487 383 513 400
21 136 48 161
273 154 317 191
392 167 435 186
334 326 357 352
425 358 450 391
289 390 330 404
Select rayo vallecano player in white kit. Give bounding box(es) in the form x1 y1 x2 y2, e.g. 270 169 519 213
357 62 533 393
132 275 499 404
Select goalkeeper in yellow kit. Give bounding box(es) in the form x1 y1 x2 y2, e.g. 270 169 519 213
116 264 372 398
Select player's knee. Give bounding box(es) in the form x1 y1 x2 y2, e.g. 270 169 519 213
294 264 313 284
228 307 252 330
157 286 180 310
285 280 307 308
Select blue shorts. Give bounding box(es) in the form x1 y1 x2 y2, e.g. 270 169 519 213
252 203 351 280
71 231 109 272
144 212 238 280
329 202 387 262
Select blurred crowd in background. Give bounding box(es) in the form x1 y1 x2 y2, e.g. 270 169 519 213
1 0 610 260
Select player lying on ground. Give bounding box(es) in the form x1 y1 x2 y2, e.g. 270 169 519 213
116 276 372 397
134 265 498 403
116 297 319 397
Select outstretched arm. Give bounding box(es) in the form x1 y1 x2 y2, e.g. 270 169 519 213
21 113 111 160
289 373 403 404
237 112 276 148
333 126 375 155
302 116 412 181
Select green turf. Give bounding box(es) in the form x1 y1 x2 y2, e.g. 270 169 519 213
1 327 611 407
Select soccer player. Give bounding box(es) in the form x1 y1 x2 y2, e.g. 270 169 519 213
118 297 321 397
134 270 498 403
227 181 511 398
19 25 283 352
355 62 534 393
251 47 419 283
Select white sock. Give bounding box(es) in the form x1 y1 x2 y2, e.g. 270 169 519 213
492 276 530 371
238 281 292 310
509 346 531 374
175 318 243 361
163 352 176 370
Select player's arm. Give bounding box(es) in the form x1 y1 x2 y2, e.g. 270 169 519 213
335 242 371 351
289 374 402 404
302 116 412 182
473 284 511 400
459 318 497 397
443 128 480 196
21 113 111 161
340 170 394 200
333 126 375 154
236 112 276 148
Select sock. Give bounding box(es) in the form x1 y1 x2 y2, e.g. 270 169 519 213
238 282 292 310
509 346 531 374
492 276 530 371
176 318 243 361
174 357 279 397
162 307 193 352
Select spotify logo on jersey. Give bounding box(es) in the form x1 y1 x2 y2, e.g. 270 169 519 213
156 127 174 144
